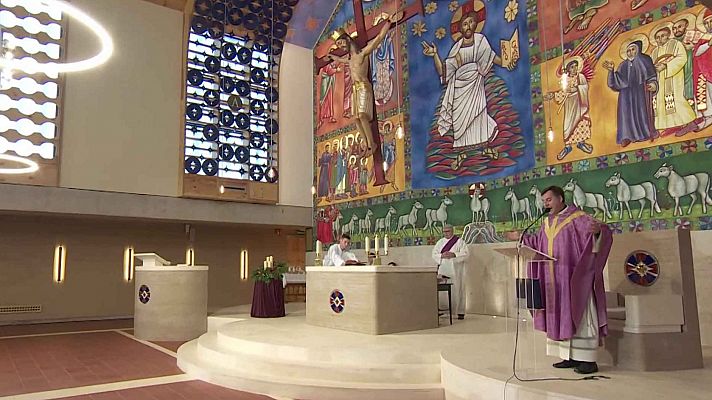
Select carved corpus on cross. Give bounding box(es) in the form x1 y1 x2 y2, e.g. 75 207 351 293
315 0 424 186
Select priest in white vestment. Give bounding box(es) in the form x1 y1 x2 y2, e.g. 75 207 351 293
323 234 359 266
432 225 470 320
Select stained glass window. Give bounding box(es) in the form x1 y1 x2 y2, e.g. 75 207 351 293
184 0 296 185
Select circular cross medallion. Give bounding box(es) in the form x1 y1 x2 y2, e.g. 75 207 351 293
138 285 151 304
329 289 345 314
625 250 659 287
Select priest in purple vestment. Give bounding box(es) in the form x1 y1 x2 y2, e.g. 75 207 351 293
507 186 612 374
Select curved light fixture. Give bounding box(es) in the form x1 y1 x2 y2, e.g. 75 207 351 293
0 0 113 74
0 152 39 174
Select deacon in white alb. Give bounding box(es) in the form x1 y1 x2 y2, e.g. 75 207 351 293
431 225 470 319
323 234 360 266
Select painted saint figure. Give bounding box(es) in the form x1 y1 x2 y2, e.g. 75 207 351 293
317 144 332 198
328 13 401 157
317 63 338 128
545 58 593 161
371 31 395 106
421 7 516 149
603 39 658 147
672 15 696 104
649 23 696 135
689 8 712 132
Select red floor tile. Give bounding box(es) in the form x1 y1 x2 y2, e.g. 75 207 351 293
149 341 187 353
0 319 133 337
59 380 275 400
0 331 181 397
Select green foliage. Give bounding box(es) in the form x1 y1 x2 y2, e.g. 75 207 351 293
251 261 288 283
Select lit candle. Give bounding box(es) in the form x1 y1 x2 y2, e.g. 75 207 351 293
365 236 370 253
384 234 389 255
263 260 267 270
374 234 379 253
316 240 322 256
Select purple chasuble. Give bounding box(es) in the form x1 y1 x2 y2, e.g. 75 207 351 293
441 236 460 253
523 205 613 342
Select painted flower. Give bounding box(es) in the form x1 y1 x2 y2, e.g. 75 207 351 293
686 0 697 7
527 4 537 18
577 160 590 171
448 1 459 12
414 237 423 246
399 192 407 200
628 220 644 232
532 168 541 178
535 150 546 161
404 237 413 246
545 166 557 176
639 12 653 25
411 21 427 37
427 236 437 245
699 216 712 230
435 27 446 40
614 153 629 165
443 188 453 196
505 0 519 23
562 163 573 173
619 19 631 32
681 140 697 153
528 37 539 48
651 219 667 231
657 145 672 158
513 174 521 184
491 180 499 189
530 55 540 65
534 103 543 113
431 189 440 197
635 148 650 161
597 156 609 169
675 218 691 230
503 177 511 186
608 222 623 234
425 1 437 14
705 137 712 150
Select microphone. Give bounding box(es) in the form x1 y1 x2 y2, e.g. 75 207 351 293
517 207 551 248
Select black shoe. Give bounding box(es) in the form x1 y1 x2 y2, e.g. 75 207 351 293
552 359 579 369
574 362 599 374
457 314 465 320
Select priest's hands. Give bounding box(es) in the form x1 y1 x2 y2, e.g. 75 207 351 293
505 231 521 241
588 218 603 235
441 251 456 259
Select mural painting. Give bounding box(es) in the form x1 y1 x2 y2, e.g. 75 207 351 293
315 114 406 206
313 0 712 248
408 0 535 188
542 5 712 164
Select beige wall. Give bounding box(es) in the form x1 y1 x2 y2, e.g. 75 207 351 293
0 214 294 324
278 43 314 208
60 0 183 196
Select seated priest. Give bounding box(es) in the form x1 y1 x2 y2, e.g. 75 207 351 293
323 234 361 266
432 224 470 320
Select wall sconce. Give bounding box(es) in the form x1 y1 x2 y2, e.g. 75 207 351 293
240 249 249 281
123 246 135 282
185 247 195 266
53 244 66 283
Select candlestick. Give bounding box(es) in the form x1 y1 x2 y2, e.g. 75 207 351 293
316 240 322 256
375 234 379 253
263 260 267 270
365 236 370 253
384 234 389 255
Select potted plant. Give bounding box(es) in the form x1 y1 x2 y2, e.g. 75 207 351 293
250 262 287 318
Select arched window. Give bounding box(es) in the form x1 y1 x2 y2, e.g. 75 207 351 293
183 0 296 197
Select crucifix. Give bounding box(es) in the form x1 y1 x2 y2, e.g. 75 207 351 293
315 0 424 187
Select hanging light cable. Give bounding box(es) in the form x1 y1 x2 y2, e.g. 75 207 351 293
543 0 554 143
394 1 404 140
558 0 568 93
